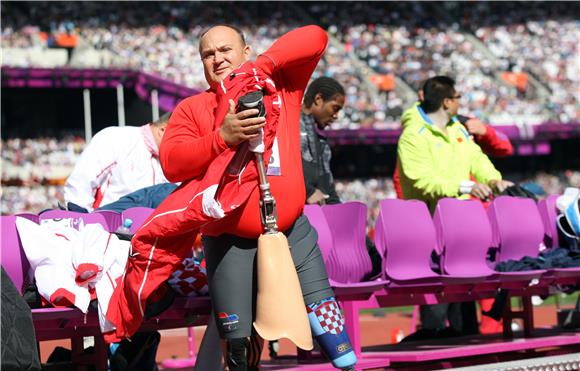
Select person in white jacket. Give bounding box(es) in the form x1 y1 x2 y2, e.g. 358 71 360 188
64 113 171 212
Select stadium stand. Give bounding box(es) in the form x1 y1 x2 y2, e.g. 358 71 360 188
2 2 578 128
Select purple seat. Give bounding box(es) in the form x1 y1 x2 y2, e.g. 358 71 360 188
488 196 546 262
433 198 496 279
320 202 385 294
15 213 39 223
537 195 580 279
93 210 122 231
38 210 118 232
303 205 334 269
376 199 488 286
121 207 155 234
434 198 542 285
376 199 441 284
537 195 560 249
1 216 32 293
322 202 372 283
487 196 547 280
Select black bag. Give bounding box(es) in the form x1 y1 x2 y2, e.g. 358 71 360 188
1 267 41 371
500 184 538 201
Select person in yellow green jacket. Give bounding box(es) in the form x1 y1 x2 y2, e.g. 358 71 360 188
397 76 513 213
397 75 513 337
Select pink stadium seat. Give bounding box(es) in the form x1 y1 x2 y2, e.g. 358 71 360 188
322 202 373 284
434 198 543 285
38 209 119 232
121 207 155 234
537 194 560 249
1 215 32 293
486 196 547 280
303 204 335 272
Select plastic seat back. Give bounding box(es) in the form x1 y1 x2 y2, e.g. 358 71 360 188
15 213 39 223
303 204 334 267
93 210 122 231
39 209 118 232
487 196 544 262
322 202 372 283
121 207 155 233
1 216 32 293
434 198 494 276
376 199 438 281
537 194 560 248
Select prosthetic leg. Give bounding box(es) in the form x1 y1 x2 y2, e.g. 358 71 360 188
307 297 357 370
223 91 313 371
243 91 312 350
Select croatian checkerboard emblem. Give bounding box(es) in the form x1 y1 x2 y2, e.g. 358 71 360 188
315 301 344 334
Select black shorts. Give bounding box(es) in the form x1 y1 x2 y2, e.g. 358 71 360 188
203 214 334 339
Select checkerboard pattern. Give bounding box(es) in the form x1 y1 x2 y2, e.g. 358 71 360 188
315 301 344 334
168 258 208 296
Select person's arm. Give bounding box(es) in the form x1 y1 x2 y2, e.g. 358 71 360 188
325 180 341 205
474 125 514 157
159 97 229 182
255 25 328 95
461 117 513 157
397 129 462 200
63 128 121 211
303 171 318 200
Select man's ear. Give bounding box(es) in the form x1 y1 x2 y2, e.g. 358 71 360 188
243 45 251 61
314 93 324 107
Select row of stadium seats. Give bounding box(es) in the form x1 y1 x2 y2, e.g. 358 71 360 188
0 206 210 370
1 195 578 368
302 195 579 366
2 196 580 364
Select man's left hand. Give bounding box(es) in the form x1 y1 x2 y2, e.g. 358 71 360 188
464 118 488 136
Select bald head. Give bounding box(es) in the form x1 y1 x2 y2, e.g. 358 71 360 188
198 25 251 89
199 25 246 53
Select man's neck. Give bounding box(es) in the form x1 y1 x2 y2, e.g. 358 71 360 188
426 109 450 132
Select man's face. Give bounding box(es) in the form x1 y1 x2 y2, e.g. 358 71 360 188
445 91 461 117
311 94 346 129
199 26 251 89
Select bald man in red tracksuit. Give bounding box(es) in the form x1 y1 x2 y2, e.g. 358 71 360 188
157 25 356 371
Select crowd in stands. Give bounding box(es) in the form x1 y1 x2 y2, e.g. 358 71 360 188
1 137 84 186
2 2 578 129
467 2 578 124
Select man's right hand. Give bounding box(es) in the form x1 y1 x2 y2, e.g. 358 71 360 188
220 99 267 147
470 182 493 201
307 188 330 205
